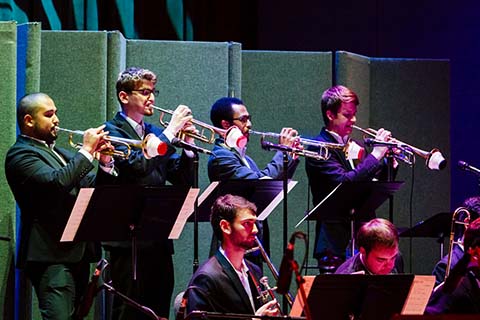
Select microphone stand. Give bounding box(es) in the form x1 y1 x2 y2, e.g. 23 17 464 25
171 140 209 273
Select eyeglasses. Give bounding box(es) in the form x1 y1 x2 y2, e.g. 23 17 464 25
231 115 252 123
130 89 159 97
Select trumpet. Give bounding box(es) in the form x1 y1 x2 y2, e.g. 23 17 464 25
445 207 471 280
249 130 345 161
152 105 222 144
55 127 159 159
352 125 446 170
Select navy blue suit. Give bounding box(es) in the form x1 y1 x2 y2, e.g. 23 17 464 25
101 112 194 319
186 250 263 315
305 128 388 258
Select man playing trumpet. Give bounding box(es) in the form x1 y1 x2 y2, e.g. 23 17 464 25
305 85 394 270
100 67 196 319
5 92 113 319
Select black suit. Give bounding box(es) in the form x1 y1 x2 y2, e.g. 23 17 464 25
101 112 193 319
186 250 263 315
305 128 389 258
5 135 101 318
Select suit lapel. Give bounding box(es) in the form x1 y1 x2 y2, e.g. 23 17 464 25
18 136 66 168
321 129 352 170
215 251 255 313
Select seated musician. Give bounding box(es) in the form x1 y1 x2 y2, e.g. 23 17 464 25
425 217 480 315
431 196 480 286
183 194 280 317
335 218 404 275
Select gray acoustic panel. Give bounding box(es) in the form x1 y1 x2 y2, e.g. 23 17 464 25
0 21 18 320
41 31 109 136
106 31 127 119
241 50 333 276
337 51 451 275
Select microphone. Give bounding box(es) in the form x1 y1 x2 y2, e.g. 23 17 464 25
458 160 480 176
364 138 404 148
276 233 296 295
75 259 107 318
171 138 212 154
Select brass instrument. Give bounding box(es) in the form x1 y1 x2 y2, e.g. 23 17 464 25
246 236 294 307
352 125 446 170
445 207 471 280
55 127 151 159
152 105 221 144
249 130 344 161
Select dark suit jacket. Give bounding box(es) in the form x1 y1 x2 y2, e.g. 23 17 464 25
208 137 299 181
101 112 194 251
305 127 387 213
426 268 480 314
432 245 464 286
186 250 263 315
5 135 100 268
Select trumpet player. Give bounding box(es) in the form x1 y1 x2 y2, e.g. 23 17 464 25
5 93 114 319
305 85 396 270
184 194 280 317
207 97 300 266
100 67 196 320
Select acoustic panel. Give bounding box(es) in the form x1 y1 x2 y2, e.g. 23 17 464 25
336 51 451 275
241 50 333 276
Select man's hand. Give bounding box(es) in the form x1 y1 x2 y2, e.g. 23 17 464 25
165 105 193 137
278 127 299 147
371 128 392 160
81 125 109 155
255 299 281 317
181 121 198 144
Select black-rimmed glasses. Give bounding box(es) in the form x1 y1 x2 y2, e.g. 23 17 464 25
130 89 159 97
231 115 252 123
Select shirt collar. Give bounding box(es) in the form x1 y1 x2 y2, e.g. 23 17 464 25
21 134 55 149
219 246 249 274
326 129 349 144
120 112 144 132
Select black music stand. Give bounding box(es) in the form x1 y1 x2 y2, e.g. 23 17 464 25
399 212 452 258
297 181 404 256
193 179 292 222
185 310 306 320
62 185 192 279
306 274 415 320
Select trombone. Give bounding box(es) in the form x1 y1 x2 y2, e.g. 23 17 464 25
246 236 295 307
152 105 220 144
249 130 345 161
55 127 149 159
445 207 471 280
352 125 446 170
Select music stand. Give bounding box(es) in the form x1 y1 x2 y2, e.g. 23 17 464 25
296 181 404 256
399 212 452 258
306 274 414 320
193 179 296 222
61 185 193 279
185 310 306 320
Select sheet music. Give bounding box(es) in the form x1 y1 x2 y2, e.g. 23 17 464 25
198 181 219 206
60 188 94 242
169 188 200 239
289 275 315 317
401 275 435 315
257 180 298 221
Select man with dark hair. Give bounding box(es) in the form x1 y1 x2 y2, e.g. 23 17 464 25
305 85 394 267
5 92 112 318
432 196 480 286
208 96 299 180
101 67 195 319
185 194 280 317
335 218 403 275
207 96 300 264
426 217 480 314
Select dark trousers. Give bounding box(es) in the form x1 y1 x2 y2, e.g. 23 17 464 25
107 247 174 320
26 261 90 320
